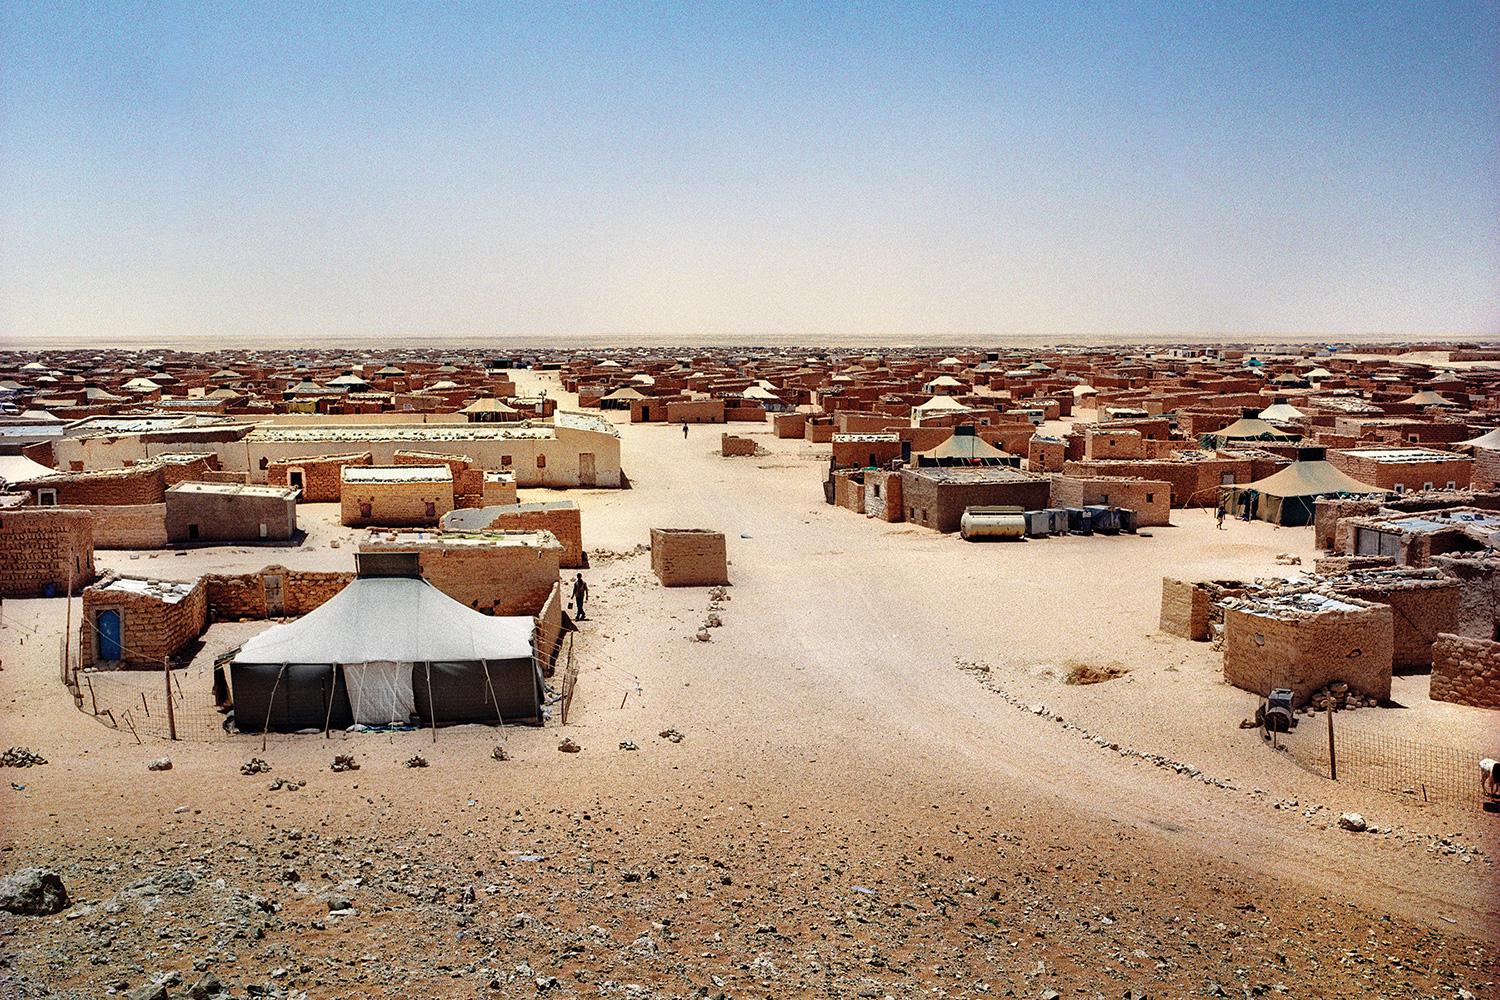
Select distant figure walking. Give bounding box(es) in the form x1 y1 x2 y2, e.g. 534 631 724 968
572 572 589 620
682 422 689 439
1216 504 1226 530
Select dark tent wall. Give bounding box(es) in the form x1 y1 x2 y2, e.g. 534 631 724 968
413 659 542 727
231 663 354 733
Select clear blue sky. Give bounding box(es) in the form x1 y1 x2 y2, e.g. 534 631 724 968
2 1 1497 343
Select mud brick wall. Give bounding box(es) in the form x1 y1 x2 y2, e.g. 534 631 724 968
1313 555 1393 575
466 505 584 567
1429 634 1500 709
978 424 1036 455
804 420 834 443
725 405 766 422
1027 436 1067 473
1084 427 1146 460
650 528 729 587
1223 602 1394 707
773 412 808 438
831 436 900 468
899 473 1052 533
453 469 486 508
665 399 726 423
158 456 217 486
360 536 561 616
1328 451 1472 492
721 434 759 457
198 470 250 485
1049 475 1171 526
482 478 518 506
1314 497 1385 551
0 508 95 597
1474 448 1500 490
838 412 904 434
267 452 371 502
862 469 904 521
1063 458 1253 508
79 577 207 669
341 479 454 527
166 490 297 543
1158 578 1212 641
533 582 566 676
1327 578 1459 669
77 503 169 549
832 472 865 513
203 566 354 621
1430 555 1500 640
21 464 167 505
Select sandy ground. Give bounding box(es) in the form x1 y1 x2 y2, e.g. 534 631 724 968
1 371 1497 999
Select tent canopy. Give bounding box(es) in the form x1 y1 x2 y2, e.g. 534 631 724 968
1204 416 1296 443
917 433 1012 464
234 576 532 665
1241 460 1385 499
1459 427 1500 450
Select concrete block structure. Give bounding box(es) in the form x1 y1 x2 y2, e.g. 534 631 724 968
340 465 454 527
899 468 1051 533
165 482 299 543
650 528 729 587
1027 435 1067 473
1049 474 1171 527
1159 578 1213 641
665 399 726 424
80 575 207 669
442 500 584 567
361 529 562 616
266 451 372 501
0 508 95 597
1223 592 1394 706
721 434 759 457
1430 634 1500 709
481 471 518 506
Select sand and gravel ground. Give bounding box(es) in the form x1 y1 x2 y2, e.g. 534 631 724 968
1 371 1496 999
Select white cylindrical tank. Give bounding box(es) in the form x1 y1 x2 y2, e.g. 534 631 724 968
960 506 1027 540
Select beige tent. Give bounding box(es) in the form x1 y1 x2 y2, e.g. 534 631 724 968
1223 456 1384 526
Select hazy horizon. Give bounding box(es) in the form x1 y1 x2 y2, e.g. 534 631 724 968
3 3 1498 344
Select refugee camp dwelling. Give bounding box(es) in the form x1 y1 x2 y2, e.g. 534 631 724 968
442 500 584 567
228 552 540 733
1200 411 1298 449
1222 591 1394 708
1459 427 1500 488
900 467 1050 533
165 482 299 543
1327 446 1472 493
1338 507 1500 567
1221 448 1386 526
80 575 208 669
913 427 1018 467
340 465 454 527
360 528 563 616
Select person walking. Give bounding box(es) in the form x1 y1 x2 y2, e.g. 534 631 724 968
1216 503 1227 530
571 572 589 620
682 422 689 439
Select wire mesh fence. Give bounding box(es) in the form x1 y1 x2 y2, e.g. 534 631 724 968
78 661 234 743
1274 709 1484 806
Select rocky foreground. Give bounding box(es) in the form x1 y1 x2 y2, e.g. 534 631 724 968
2 752 1495 1000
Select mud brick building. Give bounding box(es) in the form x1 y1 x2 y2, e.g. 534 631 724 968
340 465 454 527
441 500 584 567
1027 434 1067 473
154 453 219 486
203 565 353 620
266 451 371 501
1049 474 1171 527
481 471 517 506
863 469 904 521
721 434 759 457
1430 554 1500 640
773 412 808 438
1062 455 1254 508
651 528 729 586
165 482 299 543
81 504 169 549
1338 507 1500 567
831 433 901 469
360 529 562 616
0 508 94 597
899 468 1051 533
15 463 167 506
1429 634 1500 709
1327 446 1472 493
1084 426 1147 460
1319 569 1459 669
1222 592 1393 706
665 399 726 424
395 449 485 507
80 575 207 669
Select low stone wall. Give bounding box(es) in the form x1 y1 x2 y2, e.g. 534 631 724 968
1430 634 1500 709
0 508 95 597
721 434 759 457
650 528 729 587
203 565 354 621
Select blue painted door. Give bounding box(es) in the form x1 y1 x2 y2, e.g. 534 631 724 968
97 610 122 661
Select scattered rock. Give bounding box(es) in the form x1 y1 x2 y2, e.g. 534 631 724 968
1338 812 1368 832
146 757 173 772
658 728 684 744
0 867 70 915
240 757 271 775
558 739 581 753
619 740 639 751
0 747 47 768
404 753 428 768
330 754 359 772
491 744 511 761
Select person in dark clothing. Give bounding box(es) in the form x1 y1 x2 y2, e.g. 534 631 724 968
682 422 689 439
571 573 589 620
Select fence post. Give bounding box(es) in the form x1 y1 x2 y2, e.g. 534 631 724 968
163 659 178 741
1326 701 1337 782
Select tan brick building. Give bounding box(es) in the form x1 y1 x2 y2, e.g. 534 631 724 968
340 465 455 527
266 451 372 501
1048 474 1171 527
1327 446 1472 493
80 575 207 669
361 529 562 616
0 508 95 597
165 482 299 543
442 500 584 567
1222 592 1393 706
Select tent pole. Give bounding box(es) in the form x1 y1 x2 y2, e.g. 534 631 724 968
425 662 436 744
481 660 506 733
261 663 287 753
323 665 339 739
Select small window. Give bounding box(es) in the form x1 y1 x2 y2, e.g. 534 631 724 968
360 502 372 518
37 489 57 507
69 461 83 472
1422 482 1433 491
425 502 436 517
188 523 200 539
536 454 546 469
1145 493 1154 504
1393 484 1405 494
501 455 513 467
1446 480 1456 490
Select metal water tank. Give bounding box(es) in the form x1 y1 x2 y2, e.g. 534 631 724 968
960 505 1027 540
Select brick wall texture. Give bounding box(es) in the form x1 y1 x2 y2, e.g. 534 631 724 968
1159 578 1212 641
651 528 729 587
666 400 726 423
1223 601 1394 707
773 413 808 438
77 503 169 549
1429 634 1500 709
899 472 1052 533
341 478 455 527
721 434 760 457
1027 436 1067 473
20 464 167 505
359 533 561 616
266 452 372 502
203 566 354 621
0 508 95 597
80 577 207 669
1049 475 1171 526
